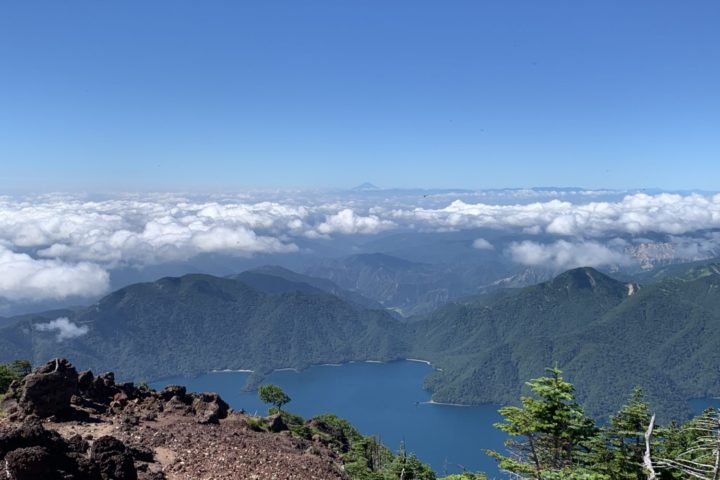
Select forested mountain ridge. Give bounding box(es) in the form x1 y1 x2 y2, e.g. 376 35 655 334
229 265 386 311
415 267 720 419
1 264 720 419
0 274 408 383
304 253 473 316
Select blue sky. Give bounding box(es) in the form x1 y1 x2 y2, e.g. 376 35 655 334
1 1 718 191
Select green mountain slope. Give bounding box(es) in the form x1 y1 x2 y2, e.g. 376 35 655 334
0 274 408 382
413 267 720 419
305 253 473 316
230 266 385 311
412 269 632 404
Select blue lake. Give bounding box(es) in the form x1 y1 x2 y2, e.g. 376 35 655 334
690 397 720 413
152 360 506 478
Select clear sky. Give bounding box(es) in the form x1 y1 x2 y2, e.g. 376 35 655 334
1 1 718 192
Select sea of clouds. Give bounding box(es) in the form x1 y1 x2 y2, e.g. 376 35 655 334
1 190 720 303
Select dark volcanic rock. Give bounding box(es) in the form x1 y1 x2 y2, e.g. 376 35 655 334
128 444 154 463
266 413 288 433
117 382 138 399
91 372 119 402
0 415 144 480
78 370 94 392
90 436 138 480
158 385 186 402
18 358 78 418
4 446 56 480
66 433 90 453
0 416 64 458
1 357 344 480
1 419 82 479
191 392 229 424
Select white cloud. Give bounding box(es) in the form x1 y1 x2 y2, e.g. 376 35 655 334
395 193 720 237
191 227 298 255
2 191 720 302
34 317 89 341
316 209 395 235
508 240 632 270
0 198 306 266
0 246 110 301
472 238 494 250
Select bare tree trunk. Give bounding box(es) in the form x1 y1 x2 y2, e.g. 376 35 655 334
713 412 720 480
528 432 543 480
644 414 658 480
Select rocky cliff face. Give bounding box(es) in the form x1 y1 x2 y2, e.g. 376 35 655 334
0 359 346 479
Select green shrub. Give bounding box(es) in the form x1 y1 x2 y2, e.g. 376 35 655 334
439 474 487 480
245 416 267 432
268 407 304 426
0 360 31 394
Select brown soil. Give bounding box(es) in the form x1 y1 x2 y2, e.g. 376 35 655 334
40 409 347 479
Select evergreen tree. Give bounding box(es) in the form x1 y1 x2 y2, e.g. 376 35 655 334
257 384 291 412
0 360 31 394
583 388 650 479
487 366 596 479
386 442 436 480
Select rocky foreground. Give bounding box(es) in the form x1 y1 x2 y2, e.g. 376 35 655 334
0 359 347 479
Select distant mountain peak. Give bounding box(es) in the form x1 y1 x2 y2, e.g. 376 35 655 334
546 267 624 294
352 182 380 191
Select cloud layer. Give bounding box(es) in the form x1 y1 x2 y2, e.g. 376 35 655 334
508 240 632 270
394 193 720 236
1 190 720 302
0 246 109 301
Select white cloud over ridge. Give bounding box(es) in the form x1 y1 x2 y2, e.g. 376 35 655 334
34 317 89 341
508 240 633 270
1 190 720 302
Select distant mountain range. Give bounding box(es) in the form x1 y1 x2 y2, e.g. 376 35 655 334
229 266 386 312
302 250 720 317
2 260 720 419
305 253 468 316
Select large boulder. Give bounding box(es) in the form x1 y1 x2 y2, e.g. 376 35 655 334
266 413 288 433
191 392 229 424
78 370 95 392
4 446 56 480
0 417 64 459
91 372 120 403
1 418 91 479
158 385 186 402
0 418 143 480
90 436 138 480
18 358 78 418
